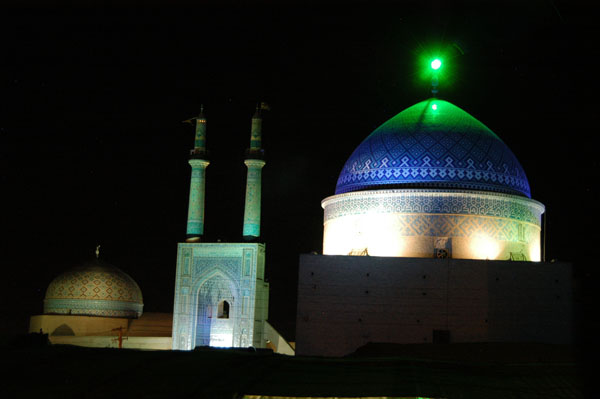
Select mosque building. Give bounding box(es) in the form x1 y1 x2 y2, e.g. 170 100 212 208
29 250 172 349
295 67 573 356
30 60 572 356
170 106 291 353
29 108 294 355
322 98 543 261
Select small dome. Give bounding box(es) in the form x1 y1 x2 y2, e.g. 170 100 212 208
44 260 143 318
336 99 531 197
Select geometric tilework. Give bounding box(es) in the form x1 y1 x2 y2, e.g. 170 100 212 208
323 189 544 225
336 99 531 198
322 189 544 258
172 243 269 350
381 213 539 242
243 159 266 238
44 260 143 318
187 159 210 238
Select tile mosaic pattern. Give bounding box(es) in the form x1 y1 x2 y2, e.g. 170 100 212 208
243 159 266 238
336 99 531 198
172 243 268 350
322 189 543 246
186 159 210 238
44 260 143 318
323 189 544 225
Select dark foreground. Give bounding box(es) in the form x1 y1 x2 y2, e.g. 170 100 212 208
2 341 584 399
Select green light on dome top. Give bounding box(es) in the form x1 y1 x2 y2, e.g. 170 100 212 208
415 45 460 95
431 103 438 110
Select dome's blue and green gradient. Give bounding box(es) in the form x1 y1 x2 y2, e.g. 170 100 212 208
336 99 531 198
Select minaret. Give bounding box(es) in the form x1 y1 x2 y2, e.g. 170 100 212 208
186 106 210 242
242 105 266 240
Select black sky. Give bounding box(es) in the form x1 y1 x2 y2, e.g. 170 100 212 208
1 1 597 336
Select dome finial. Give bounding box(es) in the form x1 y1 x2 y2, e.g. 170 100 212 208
95 244 101 259
430 58 442 97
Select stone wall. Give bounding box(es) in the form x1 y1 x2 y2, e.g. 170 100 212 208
29 314 129 336
296 254 572 357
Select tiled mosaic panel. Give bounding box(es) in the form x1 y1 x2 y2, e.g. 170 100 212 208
43 299 142 318
324 189 543 225
172 243 265 350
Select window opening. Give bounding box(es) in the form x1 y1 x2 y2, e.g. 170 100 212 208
218 300 230 319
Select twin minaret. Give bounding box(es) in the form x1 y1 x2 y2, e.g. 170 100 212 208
185 106 209 242
242 107 266 240
185 106 265 243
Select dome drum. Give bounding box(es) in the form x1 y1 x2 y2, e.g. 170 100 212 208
43 298 143 318
322 189 544 261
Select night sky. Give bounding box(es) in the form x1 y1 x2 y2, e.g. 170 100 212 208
2 1 597 337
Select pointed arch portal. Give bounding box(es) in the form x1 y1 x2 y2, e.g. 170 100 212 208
171 243 268 351
194 271 236 348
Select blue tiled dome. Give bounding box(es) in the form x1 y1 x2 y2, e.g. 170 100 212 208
336 99 531 197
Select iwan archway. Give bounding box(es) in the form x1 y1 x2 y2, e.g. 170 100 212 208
193 271 237 348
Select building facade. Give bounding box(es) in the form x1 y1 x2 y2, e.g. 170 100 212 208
296 255 573 356
171 106 271 350
171 243 269 349
296 97 572 356
322 99 544 261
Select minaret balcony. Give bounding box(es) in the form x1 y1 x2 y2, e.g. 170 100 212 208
245 148 265 160
190 149 209 159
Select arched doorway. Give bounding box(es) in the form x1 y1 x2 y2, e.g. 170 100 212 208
194 272 236 348
218 300 230 319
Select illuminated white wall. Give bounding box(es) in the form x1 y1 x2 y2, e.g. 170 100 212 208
322 189 544 261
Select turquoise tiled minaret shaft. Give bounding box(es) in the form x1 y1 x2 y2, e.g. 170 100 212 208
186 109 209 242
243 159 265 238
186 159 209 241
243 109 266 239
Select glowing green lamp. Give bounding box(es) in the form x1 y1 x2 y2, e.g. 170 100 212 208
431 58 442 70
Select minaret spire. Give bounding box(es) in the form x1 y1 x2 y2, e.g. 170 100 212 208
185 106 210 242
430 58 442 97
193 105 207 153
242 103 267 240
250 104 262 151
